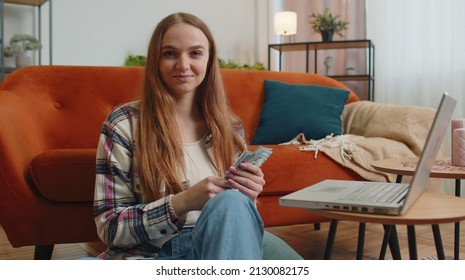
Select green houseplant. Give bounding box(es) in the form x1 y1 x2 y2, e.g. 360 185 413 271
121 55 266 70
124 53 146 66
309 8 349 42
3 34 42 68
218 59 265 70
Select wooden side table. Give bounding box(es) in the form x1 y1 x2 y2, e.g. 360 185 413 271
371 157 465 259
313 192 465 260
371 157 465 185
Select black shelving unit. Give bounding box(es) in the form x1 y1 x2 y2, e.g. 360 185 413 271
268 40 375 101
0 0 52 81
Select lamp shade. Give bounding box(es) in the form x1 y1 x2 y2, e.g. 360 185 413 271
274 11 297 35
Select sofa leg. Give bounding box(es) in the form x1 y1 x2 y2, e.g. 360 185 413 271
34 245 54 260
314 223 321 230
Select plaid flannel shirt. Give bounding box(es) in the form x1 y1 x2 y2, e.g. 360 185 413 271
93 101 244 259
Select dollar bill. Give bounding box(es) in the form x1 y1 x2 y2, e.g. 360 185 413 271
233 146 273 167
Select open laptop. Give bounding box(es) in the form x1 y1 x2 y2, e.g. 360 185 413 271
280 92 457 215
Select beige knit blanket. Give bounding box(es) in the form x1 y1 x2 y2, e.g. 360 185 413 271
281 101 441 191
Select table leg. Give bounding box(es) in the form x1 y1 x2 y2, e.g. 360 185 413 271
454 178 461 260
407 225 418 260
454 222 460 260
432 224 446 260
379 225 402 260
379 225 391 259
323 219 338 260
389 225 402 259
356 223 366 260
396 175 403 183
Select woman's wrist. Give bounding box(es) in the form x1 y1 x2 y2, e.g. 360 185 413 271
167 193 188 220
166 194 180 222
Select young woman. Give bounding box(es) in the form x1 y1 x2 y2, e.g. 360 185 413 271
94 12 301 260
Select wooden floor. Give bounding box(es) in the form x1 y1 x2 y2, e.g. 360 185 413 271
1 221 463 260
268 221 465 260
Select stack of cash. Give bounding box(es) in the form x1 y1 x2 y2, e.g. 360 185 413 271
233 146 273 168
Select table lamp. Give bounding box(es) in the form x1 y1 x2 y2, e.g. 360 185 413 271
274 11 297 42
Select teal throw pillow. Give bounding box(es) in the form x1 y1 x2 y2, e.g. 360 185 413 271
252 80 350 144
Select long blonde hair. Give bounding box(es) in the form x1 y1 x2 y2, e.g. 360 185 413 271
136 13 245 202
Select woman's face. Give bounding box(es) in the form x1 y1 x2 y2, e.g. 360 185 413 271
159 22 210 98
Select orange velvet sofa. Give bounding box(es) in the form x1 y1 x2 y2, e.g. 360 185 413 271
0 66 364 259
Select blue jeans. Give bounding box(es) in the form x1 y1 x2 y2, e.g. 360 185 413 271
82 190 302 260
156 190 264 260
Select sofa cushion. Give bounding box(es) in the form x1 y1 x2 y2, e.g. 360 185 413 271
29 149 96 202
252 80 349 144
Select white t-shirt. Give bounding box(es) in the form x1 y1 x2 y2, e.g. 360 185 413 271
182 135 216 227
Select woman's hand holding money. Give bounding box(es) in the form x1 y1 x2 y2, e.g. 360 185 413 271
225 163 265 204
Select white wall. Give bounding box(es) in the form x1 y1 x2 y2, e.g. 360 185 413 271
3 0 271 67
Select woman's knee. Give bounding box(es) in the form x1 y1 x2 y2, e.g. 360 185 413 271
202 190 262 226
209 189 251 208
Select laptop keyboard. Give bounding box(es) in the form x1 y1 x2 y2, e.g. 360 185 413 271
339 182 408 203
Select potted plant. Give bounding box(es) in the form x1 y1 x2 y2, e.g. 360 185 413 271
309 8 349 42
3 34 42 68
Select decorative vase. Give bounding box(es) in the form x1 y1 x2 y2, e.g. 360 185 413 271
15 55 31 68
324 56 335 76
345 68 356 75
321 30 334 42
